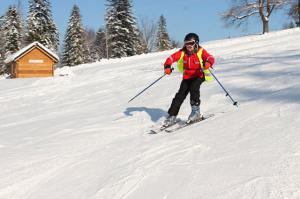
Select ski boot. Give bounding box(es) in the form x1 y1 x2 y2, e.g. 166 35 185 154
163 115 177 127
187 105 203 123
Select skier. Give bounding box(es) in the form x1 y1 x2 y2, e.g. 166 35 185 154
163 33 215 126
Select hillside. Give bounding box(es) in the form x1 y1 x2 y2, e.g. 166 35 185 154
0 28 300 199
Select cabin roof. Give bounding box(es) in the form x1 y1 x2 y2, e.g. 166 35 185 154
4 42 59 64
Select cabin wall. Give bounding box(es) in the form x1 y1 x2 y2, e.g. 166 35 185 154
15 48 55 78
10 63 16 78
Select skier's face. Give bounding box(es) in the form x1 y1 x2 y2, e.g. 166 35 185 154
185 40 196 52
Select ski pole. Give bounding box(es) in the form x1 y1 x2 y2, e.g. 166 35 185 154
209 69 238 107
128 72 168 103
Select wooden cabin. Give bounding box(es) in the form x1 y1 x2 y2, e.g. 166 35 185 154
5 42 59 78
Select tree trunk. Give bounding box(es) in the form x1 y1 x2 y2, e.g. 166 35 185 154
263 20 269 33
259 0 269 33
298 0 300 27
258 0 271 34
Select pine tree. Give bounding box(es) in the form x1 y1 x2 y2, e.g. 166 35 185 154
155 15 172 51
105 0 141 58
3 6 23 55
105 0 124 58
92 28 107 61
0 15 5 74
0 6 23 75
83 27 95 63
26 0 59 51
62 5 90 66
288 0 300 27
118 0 140 56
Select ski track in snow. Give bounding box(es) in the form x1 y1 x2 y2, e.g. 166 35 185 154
0 28 300 199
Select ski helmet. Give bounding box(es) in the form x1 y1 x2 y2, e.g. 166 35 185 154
184 33 199 44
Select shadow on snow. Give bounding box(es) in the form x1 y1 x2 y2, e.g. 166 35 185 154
124 107 167 122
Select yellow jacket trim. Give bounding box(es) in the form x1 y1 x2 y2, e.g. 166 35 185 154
177 49 213 81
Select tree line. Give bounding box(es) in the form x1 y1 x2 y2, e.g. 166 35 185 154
0 0 175 74
0 0 299 75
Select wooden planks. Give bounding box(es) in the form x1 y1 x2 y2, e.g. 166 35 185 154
17 73 53 78
13 47 55 78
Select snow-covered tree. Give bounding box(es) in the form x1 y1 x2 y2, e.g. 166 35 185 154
3 6 23 55
83 27 95 63
62 5 90 66
222 0 289 34
105 0 141 58
155 15 172 51
0 15 5 74
288 0 300 27
105 0 123 58
91 28 107 61
26 0 59 51
0 6 23 75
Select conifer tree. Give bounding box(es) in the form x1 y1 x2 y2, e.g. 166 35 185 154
83 28 95 63
288 0 300 27
26 0 59 51
92 28 107 61
3 6 23 55
0 6 23 74
62 5 90 66
119 0 141 56
155 15 172 51
105 0 124 58
0 15 5 74
105 0 141 58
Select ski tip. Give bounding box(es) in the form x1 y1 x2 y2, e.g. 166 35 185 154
149 130 158 134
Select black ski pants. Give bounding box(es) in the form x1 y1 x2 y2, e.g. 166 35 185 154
168 76 205 116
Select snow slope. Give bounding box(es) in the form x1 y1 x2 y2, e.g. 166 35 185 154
0 28 300 199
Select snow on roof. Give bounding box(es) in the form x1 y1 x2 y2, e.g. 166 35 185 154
4 41 59 64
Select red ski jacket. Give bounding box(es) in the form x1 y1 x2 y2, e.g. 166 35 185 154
164 47 215 80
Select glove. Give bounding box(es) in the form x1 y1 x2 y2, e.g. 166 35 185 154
204 62 212 70
164 66 172 75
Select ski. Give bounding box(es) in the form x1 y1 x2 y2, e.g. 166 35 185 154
165 114 214 133
149 119 183 134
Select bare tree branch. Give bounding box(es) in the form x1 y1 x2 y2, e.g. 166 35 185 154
139 17 157 52
222 0 290 33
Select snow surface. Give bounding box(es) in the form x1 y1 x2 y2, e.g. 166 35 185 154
1 28 300 199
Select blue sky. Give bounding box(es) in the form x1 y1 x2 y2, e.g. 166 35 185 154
1 0 288 43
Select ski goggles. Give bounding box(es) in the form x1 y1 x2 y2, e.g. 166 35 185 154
184 40 196 46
